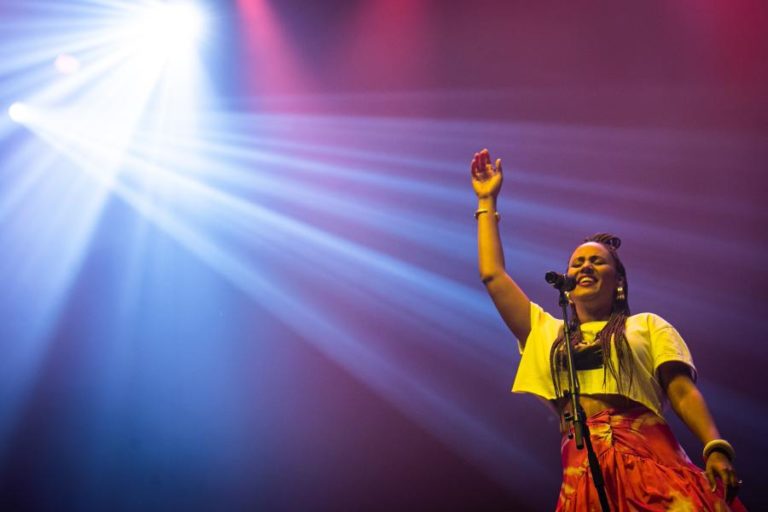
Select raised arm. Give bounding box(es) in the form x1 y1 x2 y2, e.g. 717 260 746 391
471 149 532 343
659 362 741 502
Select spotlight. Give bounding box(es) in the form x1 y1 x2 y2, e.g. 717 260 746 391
135 1 207 55
8 102 31 123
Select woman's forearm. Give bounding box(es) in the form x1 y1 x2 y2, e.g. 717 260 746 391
475 196 531 342
477 196 505 282
667 374 721 445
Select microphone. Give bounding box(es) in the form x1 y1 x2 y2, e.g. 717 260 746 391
545 271 577 292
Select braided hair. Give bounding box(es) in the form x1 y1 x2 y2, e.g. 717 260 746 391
549 233 634 397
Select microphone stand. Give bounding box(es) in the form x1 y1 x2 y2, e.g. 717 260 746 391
557 288 611 512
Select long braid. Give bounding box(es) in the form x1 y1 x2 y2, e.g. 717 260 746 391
549 233 634 397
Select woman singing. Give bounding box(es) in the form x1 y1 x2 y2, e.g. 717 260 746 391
471 148 745 511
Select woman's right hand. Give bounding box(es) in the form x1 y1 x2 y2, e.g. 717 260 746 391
471 148 503 199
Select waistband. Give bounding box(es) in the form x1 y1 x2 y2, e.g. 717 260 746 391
560 406 665 436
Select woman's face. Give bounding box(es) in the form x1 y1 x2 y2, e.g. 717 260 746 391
566 242 622 309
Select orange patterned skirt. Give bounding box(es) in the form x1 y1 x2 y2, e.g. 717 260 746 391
556 407 746 511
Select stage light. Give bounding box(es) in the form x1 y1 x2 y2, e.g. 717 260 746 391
8 102 31 124
132 1 207 56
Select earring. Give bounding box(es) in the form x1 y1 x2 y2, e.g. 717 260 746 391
565 291 574 305
616 286 626 302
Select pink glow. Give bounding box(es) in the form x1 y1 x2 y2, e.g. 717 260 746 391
333 0 435 92
668 0 768 84
236 0 311 98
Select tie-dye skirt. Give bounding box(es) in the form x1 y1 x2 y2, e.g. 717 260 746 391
556 407 746 511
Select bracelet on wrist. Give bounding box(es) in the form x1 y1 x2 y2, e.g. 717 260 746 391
702 439 735 462
475 209 500 221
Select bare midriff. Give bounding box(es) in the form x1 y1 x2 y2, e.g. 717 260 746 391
552 393 647 419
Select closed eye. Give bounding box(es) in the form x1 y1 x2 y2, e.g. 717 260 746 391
570 256 607 267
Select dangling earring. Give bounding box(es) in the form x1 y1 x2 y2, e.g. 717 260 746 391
616 285 626 302
565 291 574 305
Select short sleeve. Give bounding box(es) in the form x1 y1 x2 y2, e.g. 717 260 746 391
511 302 562 399
647 314 697 382
517 302 556 354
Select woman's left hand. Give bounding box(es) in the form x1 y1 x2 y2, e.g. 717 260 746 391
705 451 741 502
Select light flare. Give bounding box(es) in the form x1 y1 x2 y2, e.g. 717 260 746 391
8 101 32 123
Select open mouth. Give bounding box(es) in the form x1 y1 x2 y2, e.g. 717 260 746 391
577 276 597 286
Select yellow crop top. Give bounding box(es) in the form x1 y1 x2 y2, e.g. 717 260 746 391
511 302 696 417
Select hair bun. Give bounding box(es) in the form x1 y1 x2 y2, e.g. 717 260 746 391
584 233 622 250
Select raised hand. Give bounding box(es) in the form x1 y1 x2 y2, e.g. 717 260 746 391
471 148 503 199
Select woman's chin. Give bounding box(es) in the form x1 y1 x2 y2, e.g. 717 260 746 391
572 291 612 308
572 288 599 301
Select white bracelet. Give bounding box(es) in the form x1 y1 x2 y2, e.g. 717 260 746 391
702 439 735 462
